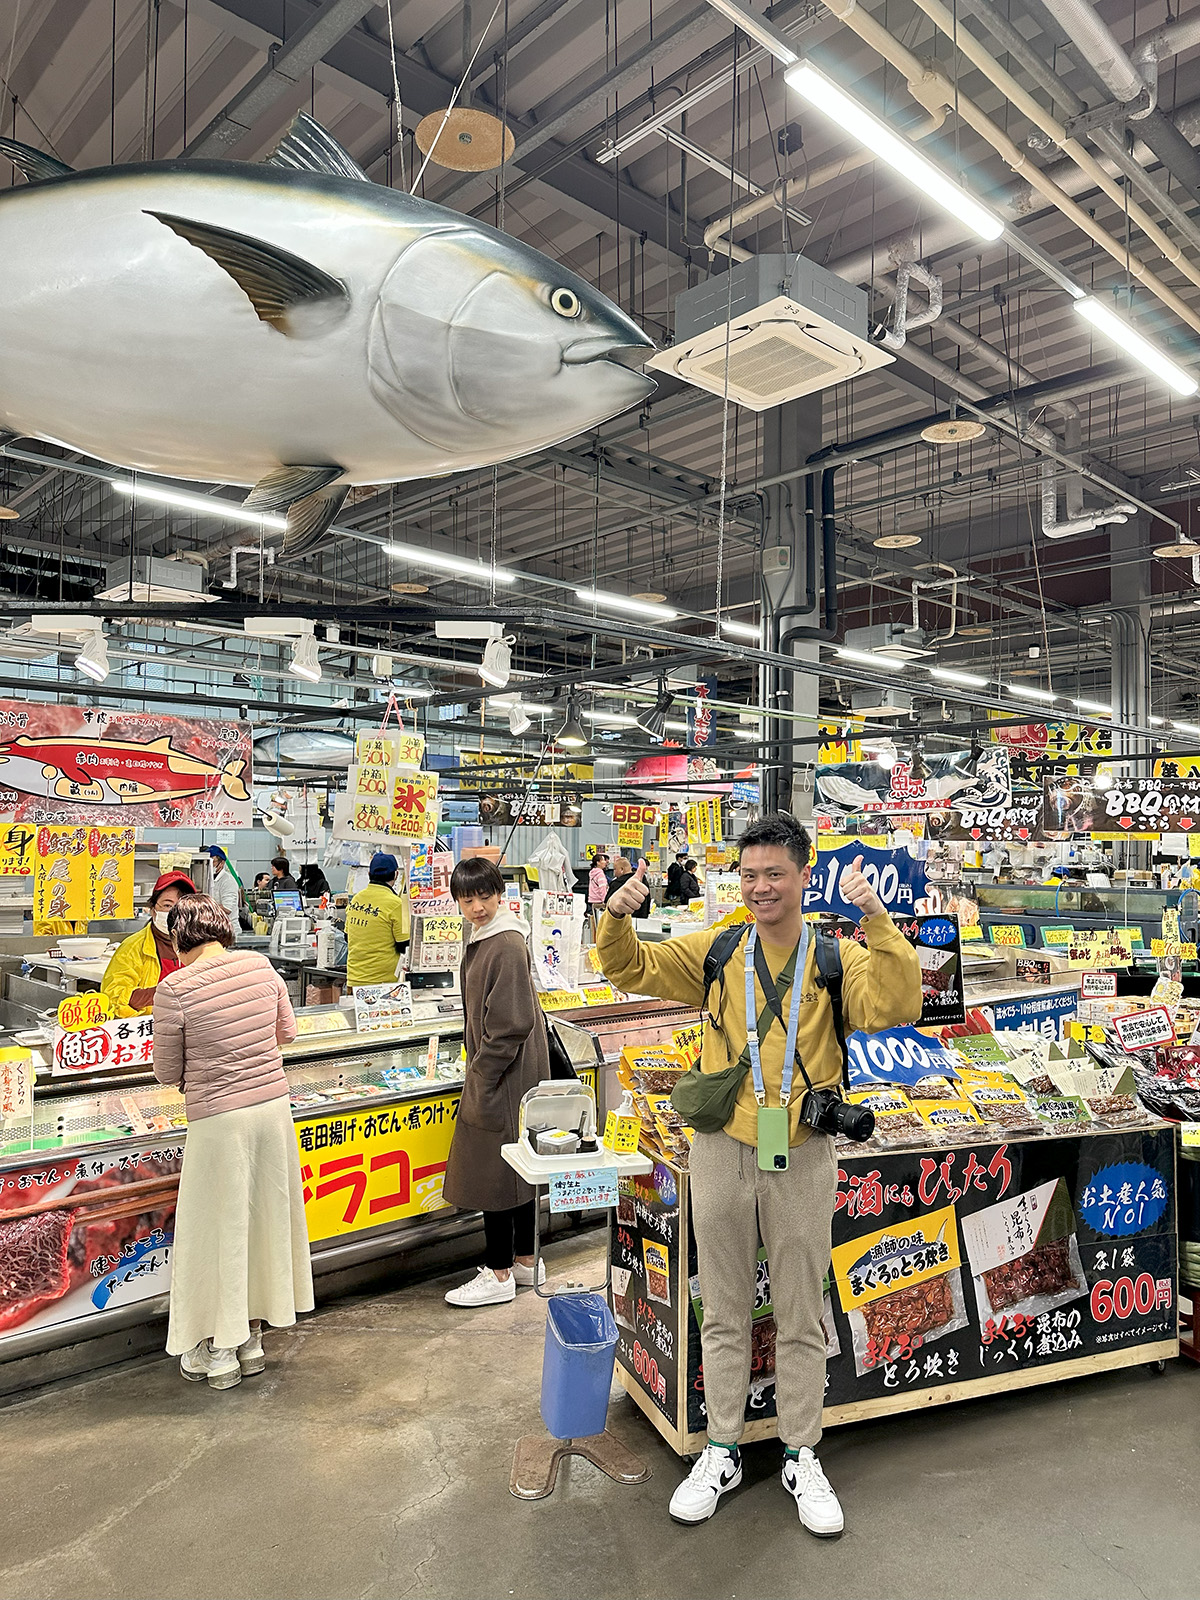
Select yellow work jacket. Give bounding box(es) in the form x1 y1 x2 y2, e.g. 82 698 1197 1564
101 924 179 1017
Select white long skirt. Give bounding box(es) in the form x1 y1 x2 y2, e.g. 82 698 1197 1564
166 1096 315 1355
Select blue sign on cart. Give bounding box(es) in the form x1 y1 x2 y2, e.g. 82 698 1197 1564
549 1168 619 1213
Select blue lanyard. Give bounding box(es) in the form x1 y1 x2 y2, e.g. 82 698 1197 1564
744 923 809 1108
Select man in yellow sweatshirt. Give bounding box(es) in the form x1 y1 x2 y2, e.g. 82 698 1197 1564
598 812 921 1536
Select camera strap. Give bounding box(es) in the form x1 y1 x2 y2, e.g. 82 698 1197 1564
744 924 812 1108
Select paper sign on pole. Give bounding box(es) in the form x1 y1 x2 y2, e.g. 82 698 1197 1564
0 1047 33 1118
390 773 439 841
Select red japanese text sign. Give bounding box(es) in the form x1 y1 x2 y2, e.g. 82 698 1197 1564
52 1014 153 1075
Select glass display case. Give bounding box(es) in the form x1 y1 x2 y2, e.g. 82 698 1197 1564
973 883 1183 945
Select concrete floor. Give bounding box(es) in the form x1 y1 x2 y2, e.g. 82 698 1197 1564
0 1231 1197 1600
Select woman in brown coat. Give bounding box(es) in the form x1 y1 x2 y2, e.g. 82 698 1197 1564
442 857 549 1307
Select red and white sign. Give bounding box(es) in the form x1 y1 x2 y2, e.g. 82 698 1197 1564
52 1015 154 1075
1112 1006 1175 1052
0 702 251 828
1081 971 1119 999
612 803 657 825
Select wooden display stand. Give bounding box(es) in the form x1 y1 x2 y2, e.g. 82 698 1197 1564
611 1124 1180 1455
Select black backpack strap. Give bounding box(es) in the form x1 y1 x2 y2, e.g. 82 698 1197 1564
813 928 849 1088
701 924 751 1018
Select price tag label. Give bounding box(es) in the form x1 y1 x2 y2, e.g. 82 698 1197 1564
960 923 985 941
988 924 1027 947
539 990 585 1011
1181 1124 1200 1148
581 984 616 1006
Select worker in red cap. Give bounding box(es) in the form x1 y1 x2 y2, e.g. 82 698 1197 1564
102 870 198 1016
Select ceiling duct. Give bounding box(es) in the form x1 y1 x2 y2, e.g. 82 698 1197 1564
647 255 893 410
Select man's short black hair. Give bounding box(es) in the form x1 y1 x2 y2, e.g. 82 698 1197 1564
736 812 813 871
271 856 290 874
450 857 505 899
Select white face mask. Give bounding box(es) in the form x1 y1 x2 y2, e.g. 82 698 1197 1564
152 909 173 935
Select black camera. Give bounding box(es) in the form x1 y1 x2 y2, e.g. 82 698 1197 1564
799 1087 875 1142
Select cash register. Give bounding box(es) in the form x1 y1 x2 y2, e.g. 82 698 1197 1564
269 888 311 957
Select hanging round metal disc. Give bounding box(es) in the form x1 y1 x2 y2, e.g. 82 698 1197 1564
415 108 515 171
920 419 988 444
392 581 430 594
873 532 922 548
0 506 19 520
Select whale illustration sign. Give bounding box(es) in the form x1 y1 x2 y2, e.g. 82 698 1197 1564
0 704 252 828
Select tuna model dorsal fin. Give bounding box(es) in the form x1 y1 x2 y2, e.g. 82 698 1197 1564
144 211 350 333
265 113 370 183
244 464 345 513
0 136 73 183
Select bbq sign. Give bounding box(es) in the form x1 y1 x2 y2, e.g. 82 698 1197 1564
1043 774 1200 836
926 792 1043 843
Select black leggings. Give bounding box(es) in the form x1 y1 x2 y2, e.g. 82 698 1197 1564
483 1201 536 1270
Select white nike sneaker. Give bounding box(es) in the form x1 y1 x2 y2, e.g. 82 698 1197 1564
444 1267 517 1307
782 1449 844 1537
511 1259 546 1288
668 1445 742 1524
180 1340 242 1390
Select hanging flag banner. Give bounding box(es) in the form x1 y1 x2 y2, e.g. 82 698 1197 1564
0 821 36 876
926 791 1043 842
988 717 1112 760
1044 774 1200 836
390 773 439 841
803 843 930 920
0 704 252 828
32 825 136 923
687 679 717 747
814 747 1011 816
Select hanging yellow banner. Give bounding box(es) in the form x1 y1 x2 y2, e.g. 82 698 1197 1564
32 825 135 923
390 773 439 841
0 822 36 877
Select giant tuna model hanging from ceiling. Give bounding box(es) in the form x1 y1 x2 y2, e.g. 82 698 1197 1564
0 115 655 549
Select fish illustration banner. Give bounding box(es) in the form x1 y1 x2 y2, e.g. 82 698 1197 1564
0 704 252 828
814 747 1011 816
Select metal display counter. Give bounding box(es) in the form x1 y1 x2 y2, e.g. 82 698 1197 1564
612 1124 1179 1455
974 884 1181 948
0 1014 599 1386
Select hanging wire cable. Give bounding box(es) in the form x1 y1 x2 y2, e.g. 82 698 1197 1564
713 34 740 637
410 0 505 195
384 0 406 189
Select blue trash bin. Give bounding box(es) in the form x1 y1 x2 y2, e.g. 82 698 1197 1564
540 1292 619 1440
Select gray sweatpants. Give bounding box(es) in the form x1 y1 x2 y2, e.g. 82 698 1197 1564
690 1128 837 1448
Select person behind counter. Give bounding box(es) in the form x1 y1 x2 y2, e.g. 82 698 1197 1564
298 862 331 900
442 857 548 1307
206 845 243 922
271 857 300 894
605 856 652 919
678 858 701 903
598 814 921 1536
153 895 313 1390
101 870 197 1017
345 852 411 987
665 849 688 904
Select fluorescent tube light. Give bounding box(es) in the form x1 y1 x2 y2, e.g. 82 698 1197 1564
1149 715 1166 726
584 710 639 726
720 617 763 642
834 646 907 671
929 666 989 687
1075 296 1198 397
593 756 626 766
575 586 679 620
1073 698 1113 716
1006 683 1058 702
112 479 289 529
1172 721 1200 736
384 542 517 585
784 61 1004 242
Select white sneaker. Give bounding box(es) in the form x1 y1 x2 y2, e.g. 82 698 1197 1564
237 1326 265 1375
668 1444 742 1524
782 1449 844 1537
180 1340 241 1390
512 1259 546 1288
444 1267 517 1307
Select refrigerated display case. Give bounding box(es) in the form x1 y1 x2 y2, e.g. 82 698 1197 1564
0 1013 599 1389
973 884 1183 948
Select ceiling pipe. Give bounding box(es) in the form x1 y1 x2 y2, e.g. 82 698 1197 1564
903 0 1200 314
702 176 817 262
1133 13 1200 92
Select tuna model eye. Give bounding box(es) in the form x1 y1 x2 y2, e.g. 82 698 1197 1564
550 287 581 318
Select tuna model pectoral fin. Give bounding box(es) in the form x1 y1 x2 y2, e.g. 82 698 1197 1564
283 485 350 555
144 211 350 334
266 113 371 184
0 136 73 183
244 465 345 513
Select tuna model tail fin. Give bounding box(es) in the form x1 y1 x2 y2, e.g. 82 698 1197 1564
0 137 73 183
220 759 251 802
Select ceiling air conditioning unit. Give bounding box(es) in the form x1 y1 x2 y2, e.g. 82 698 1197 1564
647 254 893 410
851 687 913 719
844 623 932 661
96 555 215 603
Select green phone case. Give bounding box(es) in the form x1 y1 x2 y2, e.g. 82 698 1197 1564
757 1105 790 1171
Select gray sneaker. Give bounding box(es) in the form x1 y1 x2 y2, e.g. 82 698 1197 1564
180 1340 242 1390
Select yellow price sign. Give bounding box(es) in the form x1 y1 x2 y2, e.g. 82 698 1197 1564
1181 1124 1200 1148
539 990 585 1010
580 983 616 1006
959 923 985 941
988 924 1027 947
354 764 391 798
56 991 113 1033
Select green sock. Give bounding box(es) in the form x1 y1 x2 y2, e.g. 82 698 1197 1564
710 1440 740 1458
783 1447 801 1460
